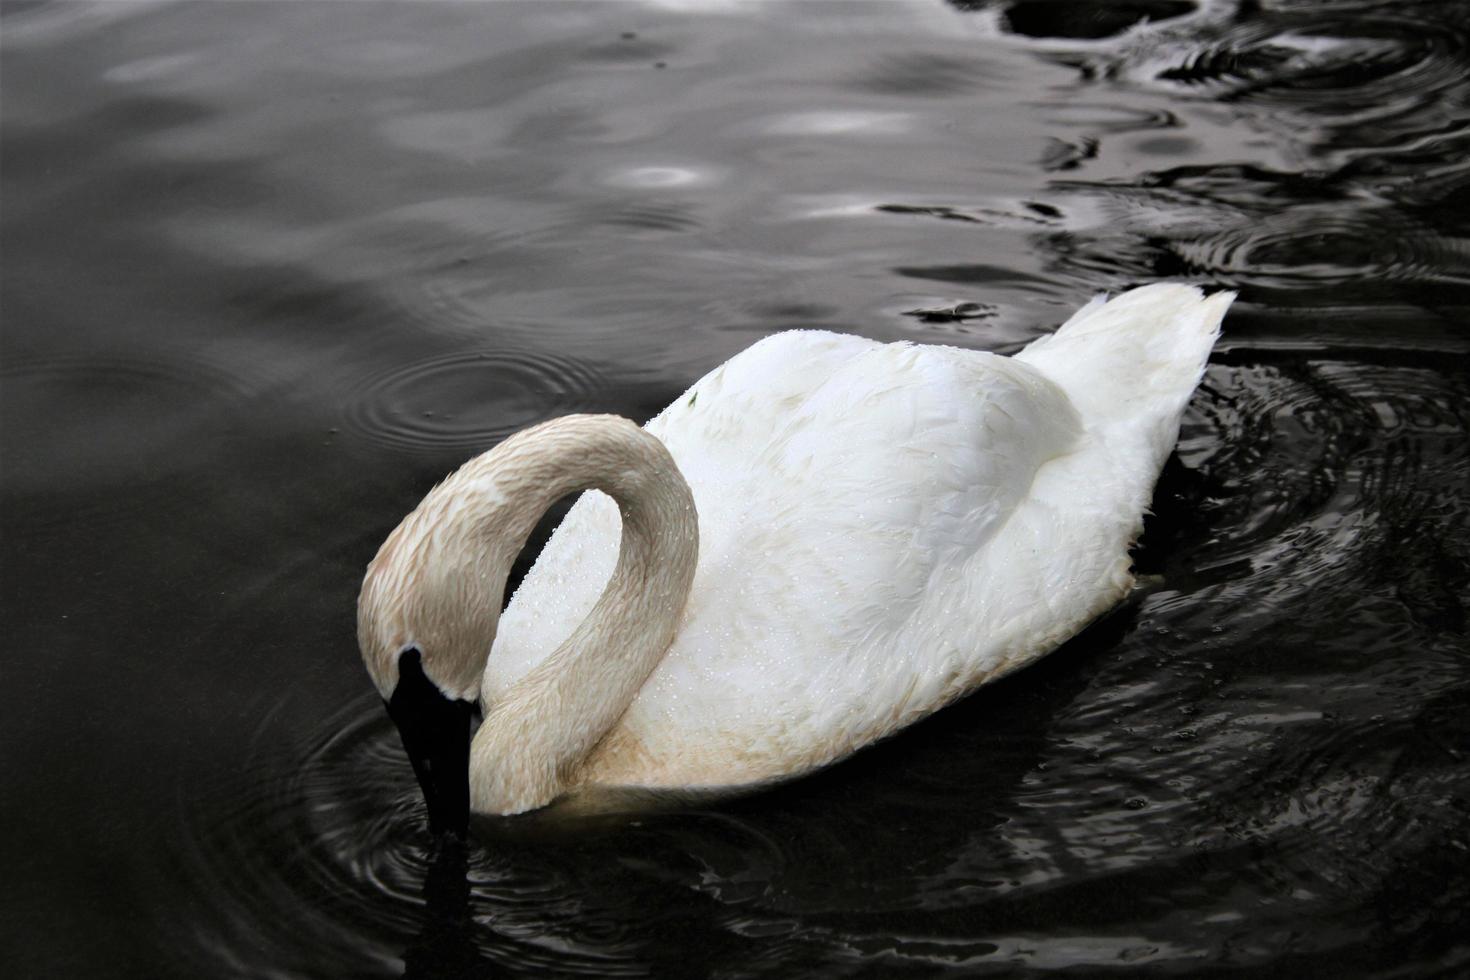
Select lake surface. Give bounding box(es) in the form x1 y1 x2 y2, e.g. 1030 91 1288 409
3 1 1468 976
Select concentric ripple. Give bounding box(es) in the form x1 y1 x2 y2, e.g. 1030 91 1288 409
176 702 445 976
1124 4 1468 159
1025 166 1470 300
1174 206 1470 288
960 0 1470 170
178 699 811 977
0 351 268 533
181 702 664 976
342 348 607 457
1150 353 1470 630
1145 14 1470 118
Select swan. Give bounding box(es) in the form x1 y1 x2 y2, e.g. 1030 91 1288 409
357 283 1233 831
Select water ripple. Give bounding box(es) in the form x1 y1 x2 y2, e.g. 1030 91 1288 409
1106 3 1467 161
1172 206 1470 288
0 351 270 532
341 348 607 457
10 0 1470 974
1144 13 1470 126
1161 356 1470 618
847 51 995 96
1023 162 1470 302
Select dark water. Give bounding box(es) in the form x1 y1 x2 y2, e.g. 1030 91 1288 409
3 1 1468 976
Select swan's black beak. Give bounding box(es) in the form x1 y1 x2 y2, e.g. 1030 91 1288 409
386 648 473 839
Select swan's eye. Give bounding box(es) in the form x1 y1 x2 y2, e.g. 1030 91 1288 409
385 648 474 837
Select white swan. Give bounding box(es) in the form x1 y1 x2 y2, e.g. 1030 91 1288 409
358 283 1233 827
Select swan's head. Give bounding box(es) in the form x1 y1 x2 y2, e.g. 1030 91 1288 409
357 478 512 837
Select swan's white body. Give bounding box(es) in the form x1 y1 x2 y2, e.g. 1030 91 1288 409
359 284 1232 815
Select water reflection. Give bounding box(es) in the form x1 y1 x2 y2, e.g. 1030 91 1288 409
3 0 1469 975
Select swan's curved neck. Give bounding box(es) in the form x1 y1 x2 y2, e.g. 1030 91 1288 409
360 414 698 815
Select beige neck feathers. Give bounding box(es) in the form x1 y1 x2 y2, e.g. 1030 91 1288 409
364 414 699 815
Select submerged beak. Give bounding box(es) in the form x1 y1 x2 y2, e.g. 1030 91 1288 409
385 648 473 838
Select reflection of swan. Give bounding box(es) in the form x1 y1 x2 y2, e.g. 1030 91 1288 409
358 284 1233 827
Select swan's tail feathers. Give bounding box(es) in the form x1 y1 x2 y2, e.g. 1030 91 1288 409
1015 283 1233 460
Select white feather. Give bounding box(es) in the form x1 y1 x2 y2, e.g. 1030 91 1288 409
477 283 1233 799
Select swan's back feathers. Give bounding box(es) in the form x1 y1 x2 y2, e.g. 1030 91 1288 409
489 285 1230 794
1016 283 1232 473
